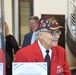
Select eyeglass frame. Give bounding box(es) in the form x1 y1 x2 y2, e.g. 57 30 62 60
40 29 61 36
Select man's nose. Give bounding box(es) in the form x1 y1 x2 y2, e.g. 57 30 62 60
54 34 60 38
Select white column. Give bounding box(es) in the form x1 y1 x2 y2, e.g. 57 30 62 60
14 0 19 43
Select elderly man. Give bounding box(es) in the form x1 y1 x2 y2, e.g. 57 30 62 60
15 16 72 75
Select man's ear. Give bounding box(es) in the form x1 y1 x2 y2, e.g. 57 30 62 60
38 32 43 39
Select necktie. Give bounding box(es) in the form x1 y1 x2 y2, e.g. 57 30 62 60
44 50 50 75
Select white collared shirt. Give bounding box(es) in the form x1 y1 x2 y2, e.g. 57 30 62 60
38 40 52 59
31 32 36 44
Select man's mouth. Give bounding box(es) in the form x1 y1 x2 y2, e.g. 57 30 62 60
52 39 58 42
51 38 58 46
52 37 59 41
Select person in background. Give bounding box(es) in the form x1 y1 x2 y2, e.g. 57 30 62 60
0 18 6 75
22 16 39 47
14 16 72 75
5 22 19 75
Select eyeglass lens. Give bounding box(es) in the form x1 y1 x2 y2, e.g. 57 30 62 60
50 30 61 36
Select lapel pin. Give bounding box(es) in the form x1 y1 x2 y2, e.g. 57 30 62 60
56 65 63 74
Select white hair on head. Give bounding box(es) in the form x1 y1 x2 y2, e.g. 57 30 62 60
36 28 48 35
36 28 48 40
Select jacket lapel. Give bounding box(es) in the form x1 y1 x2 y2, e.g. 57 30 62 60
34 41 44 62
33 41 58 75
50 47 57 75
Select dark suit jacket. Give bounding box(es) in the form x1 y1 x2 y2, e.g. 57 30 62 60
15 41 71 75
22 32 33 47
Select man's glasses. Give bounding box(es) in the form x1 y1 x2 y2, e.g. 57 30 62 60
40 30 61 36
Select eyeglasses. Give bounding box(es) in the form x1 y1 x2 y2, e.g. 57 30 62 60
40 30 61 36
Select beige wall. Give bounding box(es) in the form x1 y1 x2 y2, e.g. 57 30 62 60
34 0 67 18
4 0 12 34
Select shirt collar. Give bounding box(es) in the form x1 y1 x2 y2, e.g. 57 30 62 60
38 40 52 58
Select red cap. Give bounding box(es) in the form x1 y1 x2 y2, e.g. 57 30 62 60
37 16 64 31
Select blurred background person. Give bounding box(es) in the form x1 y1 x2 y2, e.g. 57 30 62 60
22 16 39 47
5 22 19 75
0 18 6 75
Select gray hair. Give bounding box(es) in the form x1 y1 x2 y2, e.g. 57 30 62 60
36 28 48 40
29 16 39 22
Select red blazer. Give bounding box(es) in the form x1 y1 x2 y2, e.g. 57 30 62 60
0 49 6 75
15 41 72 75
0 49 5 62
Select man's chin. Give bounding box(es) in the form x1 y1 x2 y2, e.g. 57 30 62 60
52 42 58 47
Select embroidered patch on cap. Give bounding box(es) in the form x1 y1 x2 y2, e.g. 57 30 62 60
37 16 64 31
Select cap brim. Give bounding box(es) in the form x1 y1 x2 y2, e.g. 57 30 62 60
49 26 64 30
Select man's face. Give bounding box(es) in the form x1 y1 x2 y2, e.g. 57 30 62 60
39 29 61 48
29 19 38 32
